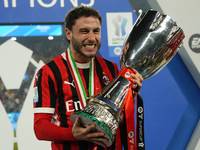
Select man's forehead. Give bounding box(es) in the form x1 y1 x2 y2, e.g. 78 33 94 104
74 16 100 25
73 16 101 30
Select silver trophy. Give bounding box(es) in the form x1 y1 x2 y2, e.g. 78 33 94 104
70 10 185 147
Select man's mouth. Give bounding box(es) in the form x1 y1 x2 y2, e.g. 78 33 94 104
84 44 96 48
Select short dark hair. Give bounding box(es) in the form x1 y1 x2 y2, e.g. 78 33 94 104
64 6 102 31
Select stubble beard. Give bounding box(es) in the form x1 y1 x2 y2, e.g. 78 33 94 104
71 36 101 58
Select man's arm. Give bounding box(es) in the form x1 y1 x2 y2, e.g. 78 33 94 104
34 113 77 142
34 113 108 148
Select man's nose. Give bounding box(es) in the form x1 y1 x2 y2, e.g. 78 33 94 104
87 32 96 41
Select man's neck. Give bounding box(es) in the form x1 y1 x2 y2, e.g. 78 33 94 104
69 46 91 63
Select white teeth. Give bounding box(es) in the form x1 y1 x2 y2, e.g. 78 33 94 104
85 45 95 48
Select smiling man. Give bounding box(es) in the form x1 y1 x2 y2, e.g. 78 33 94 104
33 6 143 150
66 16 101 62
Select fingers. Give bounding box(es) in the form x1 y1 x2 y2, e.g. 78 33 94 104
130 70 143 92
84 129 105 139
134 71 143 83
83 124 96 134
85 124 105 141
72 117 108 147
82 126 108 147
73 118 97 138
73 117 81 128
131 73 143 85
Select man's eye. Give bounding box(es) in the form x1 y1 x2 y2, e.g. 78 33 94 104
80 30 89 33
94 29 100 33
82 31 88 33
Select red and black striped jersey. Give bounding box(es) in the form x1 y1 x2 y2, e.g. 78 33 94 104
33 49 119 150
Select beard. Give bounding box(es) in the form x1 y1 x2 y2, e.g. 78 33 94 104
71 35 101 58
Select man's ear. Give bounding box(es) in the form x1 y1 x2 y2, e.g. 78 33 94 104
65 28 72 41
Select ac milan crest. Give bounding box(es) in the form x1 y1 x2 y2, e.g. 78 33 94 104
102 72 110 85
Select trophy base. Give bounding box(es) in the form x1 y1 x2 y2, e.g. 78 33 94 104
70 111 113 147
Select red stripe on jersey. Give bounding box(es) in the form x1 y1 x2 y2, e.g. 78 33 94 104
96 56 114 80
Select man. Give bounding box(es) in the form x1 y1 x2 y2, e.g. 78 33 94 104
33 6 143 150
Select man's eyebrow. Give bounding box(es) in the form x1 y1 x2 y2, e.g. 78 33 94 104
79 27 101 31
94 27 101 30
79 28 89 31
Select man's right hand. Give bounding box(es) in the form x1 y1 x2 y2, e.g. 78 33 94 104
72 117 108 148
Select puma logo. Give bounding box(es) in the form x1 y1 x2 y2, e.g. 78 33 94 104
64 80 75 88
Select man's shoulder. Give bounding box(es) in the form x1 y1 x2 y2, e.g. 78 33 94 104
39 53 63 72
95 55 117 66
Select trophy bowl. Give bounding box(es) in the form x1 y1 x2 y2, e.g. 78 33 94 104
120 10 185 79
70 9 185 147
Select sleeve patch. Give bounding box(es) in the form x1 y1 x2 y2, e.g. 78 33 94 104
33 87 39 103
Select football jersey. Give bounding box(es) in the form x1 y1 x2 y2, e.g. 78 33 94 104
33 49 119 150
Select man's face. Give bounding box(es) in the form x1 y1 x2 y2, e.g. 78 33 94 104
66 16 101 62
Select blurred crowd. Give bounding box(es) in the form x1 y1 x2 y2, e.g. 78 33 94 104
0 32 68 114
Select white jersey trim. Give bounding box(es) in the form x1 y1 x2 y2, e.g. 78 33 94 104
76 61 90 69
33 107 55 114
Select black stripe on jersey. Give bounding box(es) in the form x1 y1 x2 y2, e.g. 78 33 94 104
48 76 56 108
62 59 83 111
111 141 116 150
104 59 116 79
95 58 105 89
96 146 104 150
79 141 88 150
83 68 89 95
63 141 71 150
36 69 43 107
47 61 68 128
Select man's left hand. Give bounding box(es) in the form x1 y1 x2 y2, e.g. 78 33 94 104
130 70 143 93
